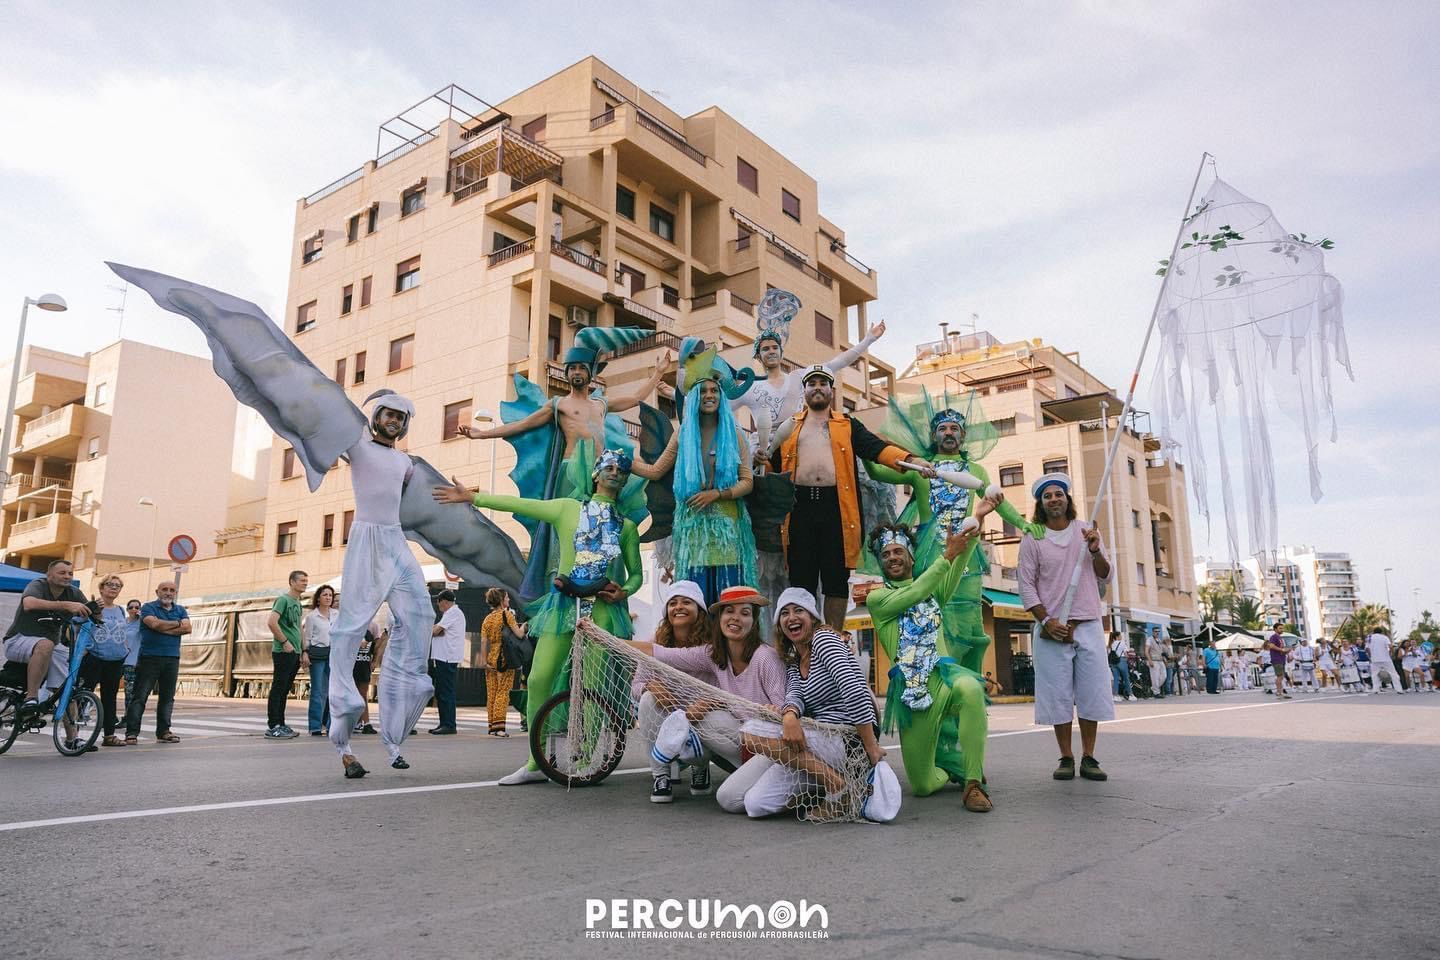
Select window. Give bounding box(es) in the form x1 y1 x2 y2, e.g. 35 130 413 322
347 214 360 243
999 465 1024 487
395 256 421 293
389 335 414 372
276 521 298 555
1136 562 1147 586
341 510 355 545
781 188 801 222
1001 518 1019 539
521 114 547 142
615 185 636 220
492 231 518 253
281 447 298 480
341 284 354 315
649 204 674 242
1042 458 1068 475
334 357 347 384
87 436 100 460
353 351 367 384
547 316 562 361
93 382 109 406
814 311 834 347
1127 457 1136 476
737 157 758 193
359 275 373 308
79 490 92 514
401 182 426 217
443 399 472 439
296 300 317 333
1132 509 1141 528
302 232 323 264
661 284 680 308
322 514 335 549
992 417 1016 437
366 202 379 234
617 263 645 295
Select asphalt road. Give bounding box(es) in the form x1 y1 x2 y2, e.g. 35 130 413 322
3 689 1437 960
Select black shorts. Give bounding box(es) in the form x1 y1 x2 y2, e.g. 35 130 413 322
787 484 850 598
353 665 372 687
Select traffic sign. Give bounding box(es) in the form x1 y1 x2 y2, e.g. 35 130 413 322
167 534 197 564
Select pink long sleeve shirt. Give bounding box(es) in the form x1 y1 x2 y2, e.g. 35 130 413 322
651 642 789 706
1017 522 1111 622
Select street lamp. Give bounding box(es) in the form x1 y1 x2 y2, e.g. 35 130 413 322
473 409 497 518
138 497 158 596
1383 567 1394 628
1 293 68 482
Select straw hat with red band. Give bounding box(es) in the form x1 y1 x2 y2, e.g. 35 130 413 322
708 585 770 615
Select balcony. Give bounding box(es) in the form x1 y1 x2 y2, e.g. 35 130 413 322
591 80 707 167
816 236 878 304
549 239 606 276
5 512 73 554
488 239 535 268
449 125 563 202
2 473 73 511
18 404 86 458
12 372 85 418
766 239 833 290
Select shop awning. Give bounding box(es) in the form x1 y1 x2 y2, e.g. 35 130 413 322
1123 606 1171 628
983 588 1033 620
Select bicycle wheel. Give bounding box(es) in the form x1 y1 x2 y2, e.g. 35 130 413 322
53 689 102 756
0 690 21 755
529 688 627 787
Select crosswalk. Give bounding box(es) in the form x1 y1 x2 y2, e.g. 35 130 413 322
4 705 522 751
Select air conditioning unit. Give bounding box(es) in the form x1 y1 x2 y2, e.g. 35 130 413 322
1015 345 1032 360
566 305 594 328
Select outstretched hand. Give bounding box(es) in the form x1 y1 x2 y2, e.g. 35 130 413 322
871 319 886 340
943 525 978 562
432 476 475 504
976 491 1002 519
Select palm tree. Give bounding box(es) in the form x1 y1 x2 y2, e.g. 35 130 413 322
1198 583 1236 623
1336 603 1390 642
1232 595 1264 630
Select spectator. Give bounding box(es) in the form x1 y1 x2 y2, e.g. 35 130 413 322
2 559 90 712
983 671 1005 697
351 621 380 735
1264 626 1292 700
480 588 524 738
265 570 308 739
1109 631 1134 702
124 580 190 744
1202 643 1222 694
1163 636 1180 696
81 573 132 746
1401 642 1427 693
1366 627 1404 694
429 590 465 735
122 598 142 709
1145 627 1167 698
1182 646 1203 694
303 584 338 735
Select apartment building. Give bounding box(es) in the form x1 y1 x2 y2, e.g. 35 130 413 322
872 330 1200 684
1281 547 1360 640
0 341 263 593
178 56 892 599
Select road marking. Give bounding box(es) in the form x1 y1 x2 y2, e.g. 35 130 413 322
0 694 1367 833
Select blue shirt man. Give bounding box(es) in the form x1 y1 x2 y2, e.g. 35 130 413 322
140 597 190 657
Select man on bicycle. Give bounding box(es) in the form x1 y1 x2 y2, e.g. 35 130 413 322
2 559 91 713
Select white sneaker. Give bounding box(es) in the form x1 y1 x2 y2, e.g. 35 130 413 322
498 764 548 786
1112 696 1122 703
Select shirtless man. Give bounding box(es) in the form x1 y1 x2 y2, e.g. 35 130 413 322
773 366 925 628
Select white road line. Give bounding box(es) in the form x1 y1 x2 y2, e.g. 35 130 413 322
0 694 1367 833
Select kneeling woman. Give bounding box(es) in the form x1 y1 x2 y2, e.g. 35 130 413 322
722 589 885 819
632 586 788 805
631 580 716 801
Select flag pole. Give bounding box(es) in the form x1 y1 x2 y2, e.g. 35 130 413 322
1054 151 1212 623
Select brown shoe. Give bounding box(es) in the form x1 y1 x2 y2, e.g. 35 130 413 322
102 735 122 747
123 736 138 745
962 780 992 813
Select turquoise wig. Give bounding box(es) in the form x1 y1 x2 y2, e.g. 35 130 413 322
674 380 741 503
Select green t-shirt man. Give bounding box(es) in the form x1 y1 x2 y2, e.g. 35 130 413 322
271 594 303 654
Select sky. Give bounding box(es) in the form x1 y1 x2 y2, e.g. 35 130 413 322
2 1 1435 628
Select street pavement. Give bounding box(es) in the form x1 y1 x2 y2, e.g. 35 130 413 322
3 689 1437 960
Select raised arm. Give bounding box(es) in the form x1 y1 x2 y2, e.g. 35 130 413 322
629 433 677 481
607 351 672 413
463 404 550 440
821 319 885 374
864 458 918 488
432 475 571 526
769 415 798 461
868 556 953 629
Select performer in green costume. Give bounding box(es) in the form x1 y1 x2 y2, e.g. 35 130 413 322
866 515 993 810
434 449 645 785
866 388 1044 675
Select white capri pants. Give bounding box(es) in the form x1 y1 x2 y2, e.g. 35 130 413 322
1033 619 1115 725
637 691 743 776
717 719 849 818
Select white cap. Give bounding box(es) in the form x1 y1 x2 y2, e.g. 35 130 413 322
663 580 707 610
773 587 822 626
862 760 902 822
1031 472 1071 500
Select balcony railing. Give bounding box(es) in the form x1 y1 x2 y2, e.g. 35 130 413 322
452 176 488 203
635 111 706 165
607 330 685 362
690 292 717 310
303 166 364 207
730 292 755 315
590 107 616 130
11 512 66 536
488 239 535 267
765 239 833 289
824 238 875 277
550 240 605 275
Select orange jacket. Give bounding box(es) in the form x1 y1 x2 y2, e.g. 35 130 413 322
779 408 908 568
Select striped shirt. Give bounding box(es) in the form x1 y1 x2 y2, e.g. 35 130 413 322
783 629 875 725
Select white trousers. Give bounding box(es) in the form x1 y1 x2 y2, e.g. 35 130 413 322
327 522 436 760
719 719 848 818
1033 620 1114 725
637 691 743 776
1370 657 1405 693
1294 663 1318 691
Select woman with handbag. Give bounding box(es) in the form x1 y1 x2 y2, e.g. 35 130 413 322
302 584 338 735
481 588 527 737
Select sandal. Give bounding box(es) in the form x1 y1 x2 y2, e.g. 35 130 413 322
102 735 122 747
123 736 138 746
157 732 181 743
488 730 510 738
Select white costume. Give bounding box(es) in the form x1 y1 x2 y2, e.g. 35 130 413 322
1293 643 1318 692
328 397 437 765
1365 633 1405 694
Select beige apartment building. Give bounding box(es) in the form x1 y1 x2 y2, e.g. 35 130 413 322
1281 547 1360 640
178 56 893 600
872 330 1200 682
0 341 264 594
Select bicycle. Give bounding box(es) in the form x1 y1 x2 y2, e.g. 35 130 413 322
0 616 103 757
527 578 633 787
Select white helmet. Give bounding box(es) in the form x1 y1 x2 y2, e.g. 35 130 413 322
363 390 415 440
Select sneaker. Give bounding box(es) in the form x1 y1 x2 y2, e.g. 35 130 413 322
1112 695 1122 703
651 773 674 803
689 763 712 796
309 730 326 736
358 723 377 735
1053 756 1075 780
1079 755 1108 781
280 725 298 736
265 726 290 740
498 764 548 786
